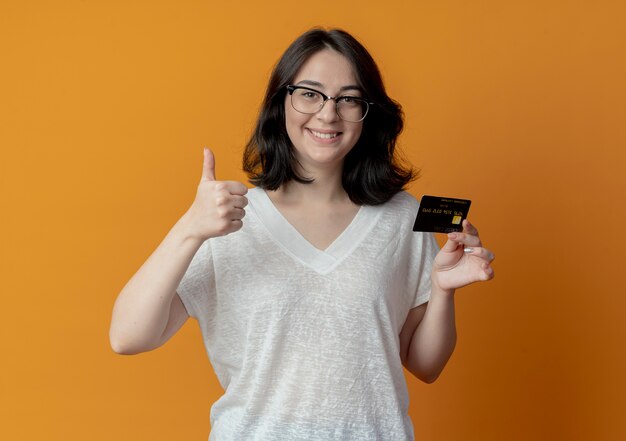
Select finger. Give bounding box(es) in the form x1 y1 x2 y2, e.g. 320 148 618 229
229 207 246 220
231 195 248 209
463 247 495 262
202 147 216 181
217 181 248 196
463 219 479 237
214 193 247 211
481 262 495 280
446 232 482 248
440 236 462 253
228 219 243 234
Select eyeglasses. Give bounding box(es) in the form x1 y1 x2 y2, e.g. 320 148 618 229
286 85 374 122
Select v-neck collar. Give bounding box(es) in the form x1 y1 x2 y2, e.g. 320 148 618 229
248 187 383 275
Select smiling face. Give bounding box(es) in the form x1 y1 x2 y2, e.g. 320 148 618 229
285 49 364 177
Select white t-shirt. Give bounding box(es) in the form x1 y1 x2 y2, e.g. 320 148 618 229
177 188 439 441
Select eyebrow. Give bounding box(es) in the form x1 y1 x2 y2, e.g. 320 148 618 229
295 80 363 94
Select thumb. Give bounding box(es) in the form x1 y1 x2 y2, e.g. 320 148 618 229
201 147 216 181
441 232 463 253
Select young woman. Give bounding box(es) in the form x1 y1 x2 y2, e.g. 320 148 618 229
110 28 495 441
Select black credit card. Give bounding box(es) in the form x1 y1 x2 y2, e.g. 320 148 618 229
413 195 472 233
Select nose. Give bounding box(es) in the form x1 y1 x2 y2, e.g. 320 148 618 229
316 98 340 123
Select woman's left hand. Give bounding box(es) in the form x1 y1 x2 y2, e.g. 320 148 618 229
431 219 495 292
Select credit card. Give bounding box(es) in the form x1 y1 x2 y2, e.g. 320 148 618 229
412 195 472 233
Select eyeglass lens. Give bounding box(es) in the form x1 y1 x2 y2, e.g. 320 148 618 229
290 88 368 122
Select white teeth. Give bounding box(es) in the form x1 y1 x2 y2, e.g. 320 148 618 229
311 130 339 139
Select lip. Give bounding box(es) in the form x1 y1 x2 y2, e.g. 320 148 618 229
308 128 341 134
306 128 343 144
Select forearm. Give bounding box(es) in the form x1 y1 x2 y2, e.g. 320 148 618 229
109 211 203 353
405 285 457 383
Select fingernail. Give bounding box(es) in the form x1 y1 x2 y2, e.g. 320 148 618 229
448 233 457 239
464 247 474 253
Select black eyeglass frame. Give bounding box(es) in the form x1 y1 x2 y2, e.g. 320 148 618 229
285 85 376 122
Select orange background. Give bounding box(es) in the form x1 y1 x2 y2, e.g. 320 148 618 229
1 1 625 440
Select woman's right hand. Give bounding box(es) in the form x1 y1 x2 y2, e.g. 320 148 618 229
183 147 248 241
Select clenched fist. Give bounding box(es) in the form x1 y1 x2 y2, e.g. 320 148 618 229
183 147 248 240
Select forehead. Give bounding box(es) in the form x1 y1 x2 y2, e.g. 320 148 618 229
292 49 358 91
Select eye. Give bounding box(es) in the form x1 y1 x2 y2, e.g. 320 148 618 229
337 96 361 106
296 89 322 101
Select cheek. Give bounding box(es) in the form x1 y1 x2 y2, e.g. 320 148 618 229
349 124 364 143
285 106 308 137
284 109 296 138
283 103 295 139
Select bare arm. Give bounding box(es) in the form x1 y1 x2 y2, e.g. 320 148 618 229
401 220 495 383
400 289 457 383
109 148 248 355
109 214 203 355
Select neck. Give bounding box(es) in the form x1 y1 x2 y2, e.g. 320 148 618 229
272 166 351 205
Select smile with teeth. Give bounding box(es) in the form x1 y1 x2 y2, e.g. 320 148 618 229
309 129 341 139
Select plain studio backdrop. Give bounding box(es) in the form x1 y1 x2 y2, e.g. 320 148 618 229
1 1 624 440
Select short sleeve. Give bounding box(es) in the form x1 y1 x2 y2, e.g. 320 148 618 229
410 231 440 308
176 239 214 319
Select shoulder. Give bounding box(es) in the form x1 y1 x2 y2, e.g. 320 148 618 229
386 190 419 209
242 187 267 220
380 191 420 219
246 186 264 202
364 191 419 233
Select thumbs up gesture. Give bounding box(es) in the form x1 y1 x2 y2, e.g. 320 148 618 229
184 147 248 240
